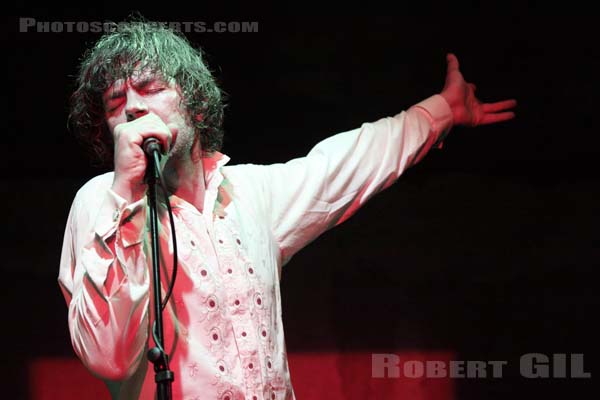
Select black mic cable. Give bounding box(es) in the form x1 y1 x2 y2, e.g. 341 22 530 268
143 137 179 356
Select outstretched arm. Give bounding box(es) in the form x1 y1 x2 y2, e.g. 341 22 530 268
440 53 517 127
227 54 516 266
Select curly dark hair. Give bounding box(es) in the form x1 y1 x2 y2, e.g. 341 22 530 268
69 18 225 166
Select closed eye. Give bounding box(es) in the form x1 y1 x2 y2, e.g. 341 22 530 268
145 87 165 94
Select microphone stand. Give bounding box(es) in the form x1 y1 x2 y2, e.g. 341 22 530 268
144 139 174 400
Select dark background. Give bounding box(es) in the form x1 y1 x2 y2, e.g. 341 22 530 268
4 11 599 399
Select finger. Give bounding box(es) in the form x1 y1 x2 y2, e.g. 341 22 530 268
155 131 172 154
446 53 459 72
166 123 179 150
136 115 172 152
482 99 517 113
480 111 516 125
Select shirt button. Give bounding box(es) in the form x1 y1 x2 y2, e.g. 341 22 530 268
222 390 234 400
207 296 218 309
112 209 120 222
217 361 227 373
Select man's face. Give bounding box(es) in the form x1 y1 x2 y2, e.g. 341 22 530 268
103 68 196 160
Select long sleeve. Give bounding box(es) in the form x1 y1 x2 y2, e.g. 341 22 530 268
58 173 150 381
226 95 453 266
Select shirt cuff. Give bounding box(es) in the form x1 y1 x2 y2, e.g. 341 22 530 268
412 94 454 149
94 189 146 247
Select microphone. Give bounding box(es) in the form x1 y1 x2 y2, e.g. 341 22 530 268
143 138 163 184
142 137 164 157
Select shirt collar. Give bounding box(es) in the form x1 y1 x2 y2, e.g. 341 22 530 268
202 151 230 189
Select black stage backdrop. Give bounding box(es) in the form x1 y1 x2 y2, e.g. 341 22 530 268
4 11 599 400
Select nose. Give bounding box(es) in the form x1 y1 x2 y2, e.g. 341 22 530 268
125 91 149 122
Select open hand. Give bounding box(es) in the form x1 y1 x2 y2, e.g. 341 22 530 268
440 53 516 127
